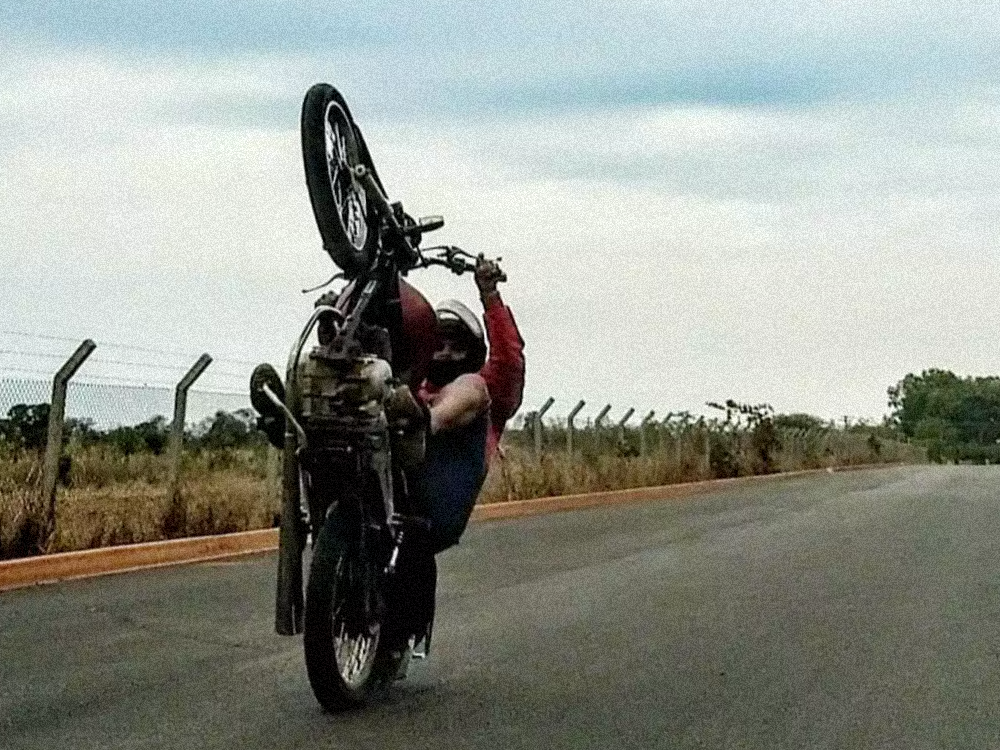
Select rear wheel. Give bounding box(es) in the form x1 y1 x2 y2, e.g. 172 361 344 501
303 519 397 710
301 83 382 278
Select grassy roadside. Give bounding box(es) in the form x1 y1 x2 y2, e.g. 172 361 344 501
1 429 923 561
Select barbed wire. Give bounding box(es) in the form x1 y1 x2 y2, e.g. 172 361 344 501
0 329 261 367
0 348 250 379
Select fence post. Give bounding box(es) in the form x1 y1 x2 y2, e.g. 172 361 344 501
704 430 712 476
534 397 555 459
41 339 96 545
617 407 635 446
656 411 673 452
593 404 612 449
168 354 213 501
640 410 656 456
660 414 680 466
566 400 586 457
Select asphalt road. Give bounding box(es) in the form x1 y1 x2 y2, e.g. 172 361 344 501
3 465 999 749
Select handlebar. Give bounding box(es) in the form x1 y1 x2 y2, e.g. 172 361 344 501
350 164 506 282
417 245 507 281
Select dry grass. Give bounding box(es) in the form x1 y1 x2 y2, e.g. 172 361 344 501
0 428 923 560
0 446 280 560
479 429 924 504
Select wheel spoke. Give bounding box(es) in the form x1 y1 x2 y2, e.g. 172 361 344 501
324 105 368 252
329 554 380 688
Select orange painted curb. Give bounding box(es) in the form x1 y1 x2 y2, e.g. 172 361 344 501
0 528 278 592
470 466 862 521
0 463 901 592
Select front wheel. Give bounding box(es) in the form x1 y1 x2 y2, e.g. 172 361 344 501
303 519 397 710
301 83 382 278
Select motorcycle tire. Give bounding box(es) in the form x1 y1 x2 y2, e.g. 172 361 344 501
303 517 399 710
301 83 383 278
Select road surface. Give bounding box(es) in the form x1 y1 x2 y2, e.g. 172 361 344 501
2 465 999 748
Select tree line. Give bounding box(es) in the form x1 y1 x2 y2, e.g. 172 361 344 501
0 403 266 455
5 367 993 463
888 369 1000 463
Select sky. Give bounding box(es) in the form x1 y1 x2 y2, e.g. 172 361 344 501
2 1 999 425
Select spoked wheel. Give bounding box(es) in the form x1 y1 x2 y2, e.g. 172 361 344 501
301 83 383 278
303 520 397 711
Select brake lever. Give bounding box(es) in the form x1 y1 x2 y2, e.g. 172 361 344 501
420 245 506 280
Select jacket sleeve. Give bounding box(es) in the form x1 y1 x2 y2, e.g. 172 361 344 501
479 296 525 427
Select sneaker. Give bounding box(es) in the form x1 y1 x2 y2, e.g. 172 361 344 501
393 636 417 681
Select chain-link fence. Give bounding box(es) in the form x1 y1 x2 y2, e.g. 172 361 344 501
502 398 924 475
0 379 50 417
1 329 258 426
0 333 926 559
0 336 274 559
0 378 249 431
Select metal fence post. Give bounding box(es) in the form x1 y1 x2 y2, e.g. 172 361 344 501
566 400 586 457
660 414 679 466
640 410 656 456
593 404 612 449
41 339 96 545
617 407 635 445
168 354 213 501
704 430 712 475
534 397 555 459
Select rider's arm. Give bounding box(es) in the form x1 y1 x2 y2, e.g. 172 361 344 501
426 373 490 434
474 256 526 427
479 293 526 425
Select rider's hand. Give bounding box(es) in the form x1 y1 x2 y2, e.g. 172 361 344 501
474 254 504 299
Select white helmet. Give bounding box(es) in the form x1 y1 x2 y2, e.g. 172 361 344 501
434 299 484 343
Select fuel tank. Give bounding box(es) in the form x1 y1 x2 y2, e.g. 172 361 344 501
330 275 439 391
398 277 439 391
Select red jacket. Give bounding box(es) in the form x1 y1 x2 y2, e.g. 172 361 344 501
419 296 525 461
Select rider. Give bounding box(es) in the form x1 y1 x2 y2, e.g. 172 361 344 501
382 254 523 659
405 254 525 552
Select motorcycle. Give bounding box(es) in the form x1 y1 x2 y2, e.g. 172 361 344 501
251 83 503 710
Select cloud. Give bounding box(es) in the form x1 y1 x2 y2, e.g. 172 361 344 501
469 95 1000 204
4 1 998 114
3 6 1000 421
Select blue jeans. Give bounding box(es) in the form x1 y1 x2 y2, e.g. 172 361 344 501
415 414 488 553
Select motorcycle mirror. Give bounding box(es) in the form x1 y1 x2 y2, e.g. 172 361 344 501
418 215 445 233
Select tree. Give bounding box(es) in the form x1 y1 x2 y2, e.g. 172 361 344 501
888 369 965 438
135 416 170 455
192 409 261 450
65 417 102 447
773 413 827 432
888 369 1000 461
0 403 51 450
101 416 170 456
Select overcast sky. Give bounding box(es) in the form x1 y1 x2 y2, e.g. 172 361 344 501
2 1 998 424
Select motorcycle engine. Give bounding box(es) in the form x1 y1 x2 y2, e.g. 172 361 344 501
297 354 393 425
